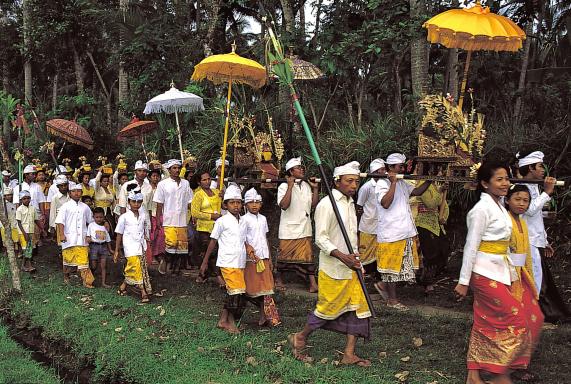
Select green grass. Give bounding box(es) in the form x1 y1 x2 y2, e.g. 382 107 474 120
0 248 570 384
0 323 61 384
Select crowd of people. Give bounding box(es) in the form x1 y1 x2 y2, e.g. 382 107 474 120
0 148 568 383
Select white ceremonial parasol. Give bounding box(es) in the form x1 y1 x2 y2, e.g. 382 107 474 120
143 82 205 161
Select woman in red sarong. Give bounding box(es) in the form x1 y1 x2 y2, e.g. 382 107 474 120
454 161 539 384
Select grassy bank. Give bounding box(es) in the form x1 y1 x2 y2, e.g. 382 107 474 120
0 246 570 383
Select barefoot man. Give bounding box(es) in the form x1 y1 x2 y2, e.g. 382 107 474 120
289 161 372 367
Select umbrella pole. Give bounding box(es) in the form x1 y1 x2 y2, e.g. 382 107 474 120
57 142 66 160
174 110 185 162
219 79 233 194
140 136 149 163
457 50 472 110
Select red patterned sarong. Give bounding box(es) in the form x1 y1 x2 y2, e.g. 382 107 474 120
150 215 165 258
467 273 543 374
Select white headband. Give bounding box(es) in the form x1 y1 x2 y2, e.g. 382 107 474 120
164 159 182 169
369 158 385 173
517 151 544 168
223 184 242 201
215 158 229 168
333 161 360 178
386 153 406 165
285 157 302 171
244 187 262 203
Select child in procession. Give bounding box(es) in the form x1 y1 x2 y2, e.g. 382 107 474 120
1 188 19 256
242 188 281 327
114 187 151 303
87 207 113 288
16 190 44 272
200 185 247 334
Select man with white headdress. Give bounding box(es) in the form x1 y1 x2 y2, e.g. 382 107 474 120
516 150 556 293
2 170 18 190
289 161 371 366
153 159 194 275
275 156 319 292
356 158 386 276
374 153 432 310
13 164 47 213
118 160 152 215
49 175 70 231
47 165 71 206
210 158 230 190
55 182 95 288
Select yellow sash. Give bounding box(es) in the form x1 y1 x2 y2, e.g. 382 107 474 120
478 240 509 254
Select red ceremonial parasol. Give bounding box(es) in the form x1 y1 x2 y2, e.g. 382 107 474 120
46 119 94 150
117 117 159 161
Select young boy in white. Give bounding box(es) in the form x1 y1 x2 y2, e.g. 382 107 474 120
16 190 43 272
200 185 247 334
55 182 95 288
242 188 281 327
87 207 113 288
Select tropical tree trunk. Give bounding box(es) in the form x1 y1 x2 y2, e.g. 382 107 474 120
311 0 323 48
118 0 129 111
0 210 21 292
72 44 85 94
443 48 459 100
393 54 403 114
513 22 534 125
22 0 32 103
2 61 11 149
280 0 295 34
299 0 306 40
203 0 221 57
410 0 429 99
52 71 58 112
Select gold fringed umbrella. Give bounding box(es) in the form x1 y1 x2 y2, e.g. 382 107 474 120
117 117 159 162
423 1 525 109
46 119 94 150
191 43 266 195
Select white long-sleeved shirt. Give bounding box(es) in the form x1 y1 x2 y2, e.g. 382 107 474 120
520 183 550 248
49 192 70 228
55 199 93 249
314 189 358 280
356 179 378 235
458 193 513 286
115 209 148 257
375 179 417 243
242 211 270 260
277 181 313 239
13 181 46 214
152 177 193 227
118 178 153 210
210 213 247 268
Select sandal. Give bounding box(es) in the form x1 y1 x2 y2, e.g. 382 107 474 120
340 355 372 367
287 333 313 363
386 302 409 311
117 288 127 296
140 295 150 303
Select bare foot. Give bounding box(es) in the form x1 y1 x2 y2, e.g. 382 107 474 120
466 370 486 384
308 285 318 293
288 333 312 362
340 354 371 367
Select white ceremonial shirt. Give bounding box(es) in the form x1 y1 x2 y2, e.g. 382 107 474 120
152 177 193 227
458 193 513 286
55 199 93 249
118 178 153 210
15 204 36 234
115 209 148 256
46 183 60 203
314 189 358 280
277 181 313 239
13 181 46 214
356 178 378 235
242 211 270 260
520 183 550 248
210 213 247 268
2 179 18 191
49 192 70 229
375 179 416 243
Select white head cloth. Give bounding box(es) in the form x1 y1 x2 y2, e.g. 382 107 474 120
54 165 68 175
223 184 242 201
134 160 148 171
285 157 302 171
386 153 406 165
1 170 11 177
54 175 69 186
369 158 385 173
128 189 144 201
164 159 182 169
23 165 36 174
517 151 544 168
333 161 361 179
215 158 230 168
3 186 13 195
244 188 262 203
19 190 31 198
69 182 82 191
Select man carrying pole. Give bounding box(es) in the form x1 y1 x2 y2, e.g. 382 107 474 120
289 161 371 366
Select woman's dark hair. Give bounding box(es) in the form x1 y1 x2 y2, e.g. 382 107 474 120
193 171 210 188
100 174 110 182
505 184 531 203
476 160 510 193
80 172 91 181
148 169 162 178
118 172 129 181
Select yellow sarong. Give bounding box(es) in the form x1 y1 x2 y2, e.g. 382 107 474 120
1 228 19 244
62 246 89 269
220 267 246 295
164 226 188 254
124 255 143 285
278 238 314 264
377 238 419 274
314 270 371 320
358 232 377 265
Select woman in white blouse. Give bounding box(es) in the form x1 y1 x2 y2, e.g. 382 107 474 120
454 161 534 384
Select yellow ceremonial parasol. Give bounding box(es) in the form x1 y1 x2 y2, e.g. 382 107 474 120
191 43 267 190
423 1 525 108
